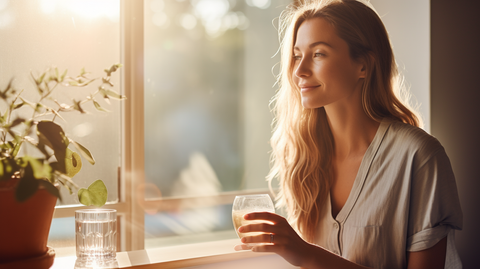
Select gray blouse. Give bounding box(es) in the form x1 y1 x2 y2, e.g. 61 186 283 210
314 119 463 269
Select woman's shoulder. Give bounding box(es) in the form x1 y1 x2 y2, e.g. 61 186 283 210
383 119 445 159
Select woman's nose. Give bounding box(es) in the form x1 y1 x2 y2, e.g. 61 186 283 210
294 58 312 78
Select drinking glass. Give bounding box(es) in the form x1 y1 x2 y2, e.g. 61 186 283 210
75 209 117 260
232 194 275 246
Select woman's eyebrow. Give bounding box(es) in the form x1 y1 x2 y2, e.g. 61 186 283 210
294 41 333 50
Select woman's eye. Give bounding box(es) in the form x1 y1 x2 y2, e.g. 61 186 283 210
314 52 324 57
293 55 302 61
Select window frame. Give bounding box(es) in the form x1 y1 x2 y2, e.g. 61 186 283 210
52 0 146 252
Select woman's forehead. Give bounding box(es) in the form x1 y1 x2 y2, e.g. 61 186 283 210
294 18 342 50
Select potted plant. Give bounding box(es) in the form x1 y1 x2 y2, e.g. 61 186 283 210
0 64 124 268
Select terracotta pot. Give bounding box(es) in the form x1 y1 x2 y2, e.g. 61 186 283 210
0 179 57 267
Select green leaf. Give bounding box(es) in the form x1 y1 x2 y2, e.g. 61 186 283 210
68 75 95 87
105 63 123 75
39 180 61 201
10 135 22 158
8 117 25 128
38 71 47 85
53 170 78 190
72 99 86 113
13 102 24 110
65 148 82 177
15 165 39 202
19 97 36 109
37 121 69 173
99 87 126 100
69 139 95 165
35 103 44 113
0 159 16 179
60 69 68 82
37 121 69 151
93 100 110 112
102 77 114 87
0 108 9 124
78 179 108 207
20 156 52 180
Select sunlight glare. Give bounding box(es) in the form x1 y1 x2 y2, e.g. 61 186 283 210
73 122 93 138
150 0 164 13
67 0 119 21
0 9 13 29
236 11 249 30
246 0 270 9
0 0 9 11
180 13 197 30
40 0 56 14
193 0 229 22
152 12 170 28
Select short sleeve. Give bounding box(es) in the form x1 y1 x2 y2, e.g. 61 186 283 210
407 147 463 252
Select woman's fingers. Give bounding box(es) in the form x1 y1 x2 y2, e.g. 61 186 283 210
252 244 276 253
239 222 276 234
234 244 253 251
238 213 287 234
233 212 313 267
241 233 277 245
237 212 289 245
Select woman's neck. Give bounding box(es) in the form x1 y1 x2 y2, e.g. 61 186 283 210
325 100 380 160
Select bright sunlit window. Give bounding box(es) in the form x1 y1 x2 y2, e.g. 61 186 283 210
143 0 289 248
0 0 121 251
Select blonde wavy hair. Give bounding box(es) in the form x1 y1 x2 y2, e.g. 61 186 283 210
267 0 421 242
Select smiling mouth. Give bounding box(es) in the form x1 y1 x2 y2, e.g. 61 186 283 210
300 85 320 92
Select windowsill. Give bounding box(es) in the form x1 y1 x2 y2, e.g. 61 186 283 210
52 239 275 268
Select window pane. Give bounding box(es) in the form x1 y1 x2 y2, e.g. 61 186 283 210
144 0 289 247
0 0 121 206
144 0 286 196
145 204 236 248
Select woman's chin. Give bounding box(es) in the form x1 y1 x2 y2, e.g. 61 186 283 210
301 99 323 109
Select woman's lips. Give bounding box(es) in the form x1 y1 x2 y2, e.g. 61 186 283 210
300 85 320 93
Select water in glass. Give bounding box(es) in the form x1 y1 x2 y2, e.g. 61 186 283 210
75 209 117 260
232 194 275 246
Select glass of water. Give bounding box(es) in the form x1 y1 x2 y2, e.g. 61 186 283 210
232 194 275 246
75 209 117 260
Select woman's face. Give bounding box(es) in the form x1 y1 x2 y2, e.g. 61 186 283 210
292 17 365 109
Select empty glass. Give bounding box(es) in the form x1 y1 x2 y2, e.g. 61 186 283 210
75 209 117 260
232 194 275 246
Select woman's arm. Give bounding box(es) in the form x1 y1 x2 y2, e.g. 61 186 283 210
237 212 448 269
407 236 447 269
235 212 370 269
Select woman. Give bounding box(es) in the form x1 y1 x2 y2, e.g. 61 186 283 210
234 0 463 268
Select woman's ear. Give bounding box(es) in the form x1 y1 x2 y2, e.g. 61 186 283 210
359 53 374 79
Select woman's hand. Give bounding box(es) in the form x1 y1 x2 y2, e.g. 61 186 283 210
233 212 314 267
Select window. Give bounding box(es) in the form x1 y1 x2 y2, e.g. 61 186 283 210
0 0 123 251
143 0 288 248
0 0 122 206
0 0 288 254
